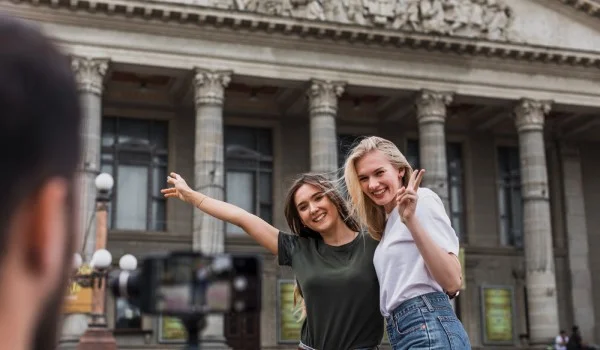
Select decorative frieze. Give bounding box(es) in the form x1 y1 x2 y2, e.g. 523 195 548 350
201 0 517 41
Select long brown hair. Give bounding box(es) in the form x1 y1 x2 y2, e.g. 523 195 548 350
283 173 360 320
344 136 413 240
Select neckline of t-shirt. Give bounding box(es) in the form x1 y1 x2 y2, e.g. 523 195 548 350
320 232 362 251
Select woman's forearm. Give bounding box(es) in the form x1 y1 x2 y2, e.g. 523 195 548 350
182 190 279 254
405 217 462 293
186 190 245 226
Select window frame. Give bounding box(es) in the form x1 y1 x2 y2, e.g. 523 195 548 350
224 126 274 236
100 116 169 232
496 146 524 248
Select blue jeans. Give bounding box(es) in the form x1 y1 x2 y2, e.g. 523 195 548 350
385 292 471 350
298 342 379 350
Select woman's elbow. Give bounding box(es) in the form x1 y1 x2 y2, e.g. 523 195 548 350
443 276 462 295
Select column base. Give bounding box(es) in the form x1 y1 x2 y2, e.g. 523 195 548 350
59 313 89 348
197 340 232 350
199 314 231 350
76 324 117 350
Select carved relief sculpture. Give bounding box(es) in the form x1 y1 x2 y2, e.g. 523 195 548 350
210 0 517 41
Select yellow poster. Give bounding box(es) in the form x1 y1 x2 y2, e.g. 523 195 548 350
278 281 302 343
482 287 513 343
159 316 187 343
63 266 93 314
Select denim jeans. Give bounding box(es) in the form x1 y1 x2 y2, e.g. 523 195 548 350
385 291 471 350
298 342 380 350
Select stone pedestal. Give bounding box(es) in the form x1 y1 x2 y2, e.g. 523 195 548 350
76 325 117 350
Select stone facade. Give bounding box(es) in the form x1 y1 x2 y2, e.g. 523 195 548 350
5 0 600 349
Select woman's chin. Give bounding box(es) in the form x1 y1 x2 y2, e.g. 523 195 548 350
370 194 392 208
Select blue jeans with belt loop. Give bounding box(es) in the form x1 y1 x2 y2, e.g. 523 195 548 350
385 291 471 350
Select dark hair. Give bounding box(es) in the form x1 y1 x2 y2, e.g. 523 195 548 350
0 15 81 262
284 173 360 237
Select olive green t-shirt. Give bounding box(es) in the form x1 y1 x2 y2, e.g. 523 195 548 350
278 232 383 350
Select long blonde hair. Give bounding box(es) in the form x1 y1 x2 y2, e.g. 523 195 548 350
344 136 413 240
284 173 360 320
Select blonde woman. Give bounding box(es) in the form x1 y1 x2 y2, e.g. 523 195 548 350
162 173 383 350
344 136 470 350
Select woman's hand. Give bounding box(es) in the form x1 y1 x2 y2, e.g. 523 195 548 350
161 172 195 203
396 169 425 223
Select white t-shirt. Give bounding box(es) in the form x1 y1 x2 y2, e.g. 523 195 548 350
373 187 459 316
555 335 568 350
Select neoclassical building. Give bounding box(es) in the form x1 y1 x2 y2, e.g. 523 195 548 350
3 0 600 349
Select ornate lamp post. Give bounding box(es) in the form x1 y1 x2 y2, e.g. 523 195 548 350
69 173 138 350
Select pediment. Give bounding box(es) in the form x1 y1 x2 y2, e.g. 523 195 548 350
187 0 600 52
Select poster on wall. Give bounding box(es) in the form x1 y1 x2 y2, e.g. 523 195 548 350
278 280 302 343
480 285 515 345
158 315 187 343
63 265 93 314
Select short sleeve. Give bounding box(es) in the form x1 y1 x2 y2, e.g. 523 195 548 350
417 191 459 256
278 232 299 266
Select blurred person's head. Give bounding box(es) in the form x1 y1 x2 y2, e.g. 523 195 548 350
0 14 81 350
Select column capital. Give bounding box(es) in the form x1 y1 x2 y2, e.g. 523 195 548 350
514 98 552 132
193 68 232 106
70 56 109 95
307 79 346 116
415 89 454 124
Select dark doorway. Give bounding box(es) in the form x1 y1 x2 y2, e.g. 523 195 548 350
225 312 260 350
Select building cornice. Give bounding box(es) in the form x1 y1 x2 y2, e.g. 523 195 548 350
558 0 600 19
10 0 600 69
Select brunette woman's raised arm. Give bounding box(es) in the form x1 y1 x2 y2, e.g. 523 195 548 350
161 172 279 254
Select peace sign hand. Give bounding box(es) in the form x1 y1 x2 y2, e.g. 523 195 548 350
396 169 425 223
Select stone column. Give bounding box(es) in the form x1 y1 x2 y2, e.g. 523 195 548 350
307 79 345 176
415 89 453 212
192 68 232 348
559 142 596 343
71 56 109 261
58 56 108 350
514 98 559 344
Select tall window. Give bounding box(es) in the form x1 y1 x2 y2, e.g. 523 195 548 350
405 139 466 242
447 143 465 242
496 146 523 248
224 126 273 235
100 117 168 231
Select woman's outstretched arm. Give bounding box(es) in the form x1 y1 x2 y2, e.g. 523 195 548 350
161 172 279 254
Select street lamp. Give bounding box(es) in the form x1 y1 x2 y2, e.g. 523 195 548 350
69 172 132 350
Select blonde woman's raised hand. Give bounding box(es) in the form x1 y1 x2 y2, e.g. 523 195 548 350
396 169 425 223
161 172 194 203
